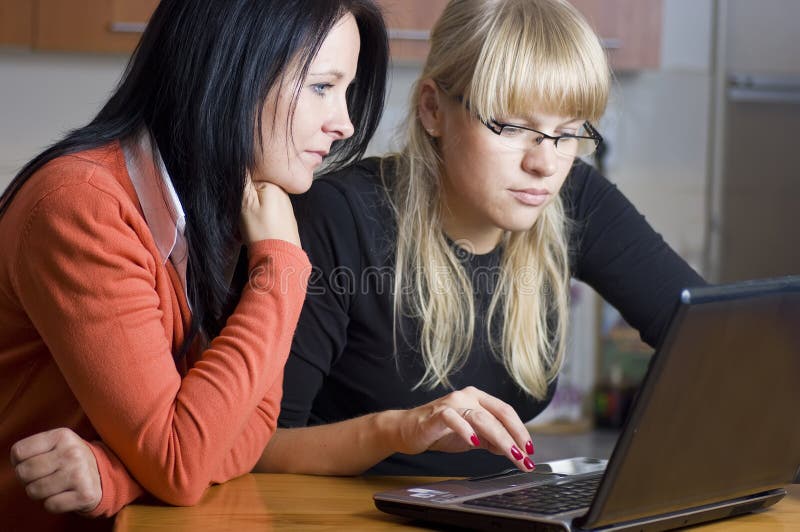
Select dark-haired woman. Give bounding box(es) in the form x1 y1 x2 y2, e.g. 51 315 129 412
0 0 387 528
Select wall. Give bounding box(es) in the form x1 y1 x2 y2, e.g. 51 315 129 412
0 50 128 187
0 50 419 187
603 0 713 273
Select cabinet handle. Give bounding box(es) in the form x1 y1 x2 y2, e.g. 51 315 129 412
600 38 622 50
388 29 430 41
109 22 147 33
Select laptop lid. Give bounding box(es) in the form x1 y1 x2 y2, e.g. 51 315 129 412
577 276 800 529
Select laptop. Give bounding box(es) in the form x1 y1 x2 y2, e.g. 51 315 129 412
374 276 800 531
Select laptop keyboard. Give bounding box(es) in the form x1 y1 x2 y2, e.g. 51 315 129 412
463 475 602 515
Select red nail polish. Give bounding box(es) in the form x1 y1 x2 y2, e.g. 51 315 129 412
525 440 534 455
510 445 523 460
523 457 535 470
470 434 480 447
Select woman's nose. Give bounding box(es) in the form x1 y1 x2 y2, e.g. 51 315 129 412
324 98 355 140
521 140 559 177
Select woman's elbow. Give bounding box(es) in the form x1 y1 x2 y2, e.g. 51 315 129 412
148 478 209 507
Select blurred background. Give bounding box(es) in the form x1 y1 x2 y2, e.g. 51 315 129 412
1 0 798 446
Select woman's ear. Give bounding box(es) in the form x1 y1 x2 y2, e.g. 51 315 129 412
418 79 443 137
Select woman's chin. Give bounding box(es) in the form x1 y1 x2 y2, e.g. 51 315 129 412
277 172 314 195
495 213 543 234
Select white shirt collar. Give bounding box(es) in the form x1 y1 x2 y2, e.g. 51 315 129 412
123 132 189 299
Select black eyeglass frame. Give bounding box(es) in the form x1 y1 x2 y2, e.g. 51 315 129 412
449 91 604 155
481 118 604 154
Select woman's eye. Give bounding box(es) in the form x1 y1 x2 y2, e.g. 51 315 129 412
501 126 525 137
311 83 333 96
563 123 588 136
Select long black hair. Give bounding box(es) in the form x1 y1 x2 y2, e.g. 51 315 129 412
0 0 388 354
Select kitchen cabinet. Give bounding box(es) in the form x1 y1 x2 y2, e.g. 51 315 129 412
35 0 158 53
376 0 662 70
1 0 661 70
374 0 449 63
570 0 662 71
0 0 158 53
0 0 34 47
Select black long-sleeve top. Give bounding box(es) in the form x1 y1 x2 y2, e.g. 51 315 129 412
278 157 705 476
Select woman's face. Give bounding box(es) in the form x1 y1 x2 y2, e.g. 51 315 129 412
419 81 581 253
253 13 360 194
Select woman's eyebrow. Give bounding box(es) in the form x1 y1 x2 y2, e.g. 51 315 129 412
308 69 345 79
532 116 580 127
511 116 581 128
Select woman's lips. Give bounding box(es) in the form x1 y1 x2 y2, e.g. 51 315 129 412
509 188 550 207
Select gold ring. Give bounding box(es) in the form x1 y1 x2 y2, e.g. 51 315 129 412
462 408 473 418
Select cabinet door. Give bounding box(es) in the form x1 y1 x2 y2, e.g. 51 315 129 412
375 0 660 69
374 0 448 63
35 0 158 53
570 0 662 70
0 0 34 46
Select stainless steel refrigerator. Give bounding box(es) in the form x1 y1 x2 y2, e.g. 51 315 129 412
706 0 800 282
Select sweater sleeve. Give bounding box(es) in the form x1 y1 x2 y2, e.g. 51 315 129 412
12 179 310 507
210 372 284 482
84 375 283 517
566 162 706 347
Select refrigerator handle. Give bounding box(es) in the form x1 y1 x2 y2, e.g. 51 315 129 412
728 88 800 104
728 74 800 104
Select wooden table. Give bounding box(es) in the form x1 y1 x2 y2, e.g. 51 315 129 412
115 475 800 531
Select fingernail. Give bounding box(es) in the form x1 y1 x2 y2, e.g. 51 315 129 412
510 445 523 460
470 434 481 447
523 457 535 470
525 440 534 455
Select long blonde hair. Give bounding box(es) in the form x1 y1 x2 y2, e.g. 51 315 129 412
386 0 610 399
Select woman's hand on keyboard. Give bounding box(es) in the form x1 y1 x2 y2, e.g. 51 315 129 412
390 386 536 472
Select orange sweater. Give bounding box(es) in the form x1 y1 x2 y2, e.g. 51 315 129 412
0 143 310 529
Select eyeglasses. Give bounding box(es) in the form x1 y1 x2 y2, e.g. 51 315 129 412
480 118 603 158
443 88 604 158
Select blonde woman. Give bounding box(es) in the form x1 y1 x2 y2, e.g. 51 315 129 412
260 0 704 477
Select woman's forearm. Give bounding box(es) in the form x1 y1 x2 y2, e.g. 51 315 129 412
255 410 404 475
